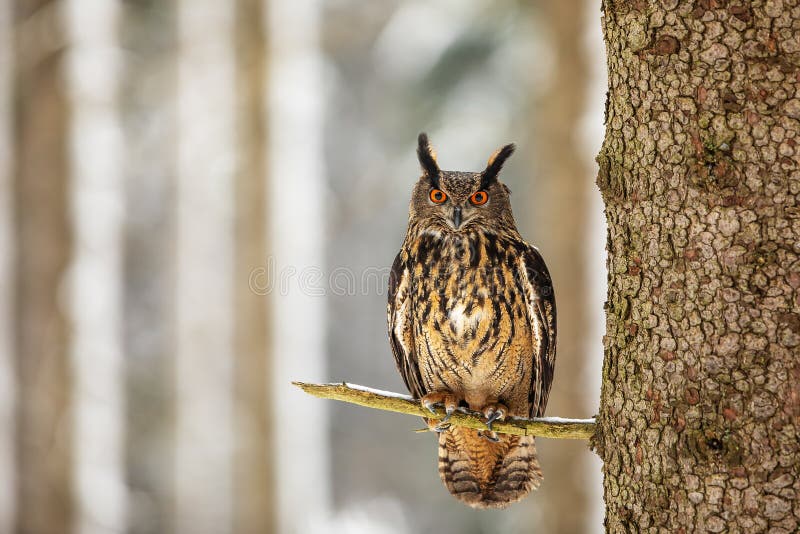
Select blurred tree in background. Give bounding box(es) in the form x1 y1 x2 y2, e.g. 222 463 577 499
12 2 73 533
526 2 598 533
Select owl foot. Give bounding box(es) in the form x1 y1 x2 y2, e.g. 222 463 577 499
476 401 507 441
481 401 508 432
431 421 451 433
477 430 501 443
421 391 465 432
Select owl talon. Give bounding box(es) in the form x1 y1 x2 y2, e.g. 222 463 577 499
485 411 502 431
434 422 452 432
477 430 500 443
421 391 465 420
430 404 458 431
482 402 508 431
423 400 438 415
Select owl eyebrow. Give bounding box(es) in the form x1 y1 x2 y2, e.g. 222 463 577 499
480 143 515 189
417 132 441 188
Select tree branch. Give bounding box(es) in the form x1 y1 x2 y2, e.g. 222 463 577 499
293 381 596 440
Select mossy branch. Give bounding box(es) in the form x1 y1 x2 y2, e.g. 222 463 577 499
293 381 596 440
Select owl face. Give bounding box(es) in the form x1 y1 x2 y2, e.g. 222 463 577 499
409 134 517 233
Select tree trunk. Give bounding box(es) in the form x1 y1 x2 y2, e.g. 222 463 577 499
233 0 274 532
0 1 16 531
525 1 595 533
596 1 799 532
13 2 74 532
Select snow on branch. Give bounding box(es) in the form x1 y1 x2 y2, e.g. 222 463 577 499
293 382 595 440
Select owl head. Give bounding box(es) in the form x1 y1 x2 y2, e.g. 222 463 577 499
408 133 517 233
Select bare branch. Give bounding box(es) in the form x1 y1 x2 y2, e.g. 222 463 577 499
293 381 596 440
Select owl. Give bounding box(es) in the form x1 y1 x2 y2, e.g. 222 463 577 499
387 133 557 508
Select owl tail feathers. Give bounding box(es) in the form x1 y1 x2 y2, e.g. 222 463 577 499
437 427 543 509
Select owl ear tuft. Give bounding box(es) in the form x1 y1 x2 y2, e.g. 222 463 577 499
480 143 515 189
417 132 441 188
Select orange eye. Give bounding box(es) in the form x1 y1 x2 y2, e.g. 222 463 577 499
470 191 489 205
429 189 447 204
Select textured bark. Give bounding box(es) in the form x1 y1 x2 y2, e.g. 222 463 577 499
596 1 800 532
525 1 594 532
13 1 73 532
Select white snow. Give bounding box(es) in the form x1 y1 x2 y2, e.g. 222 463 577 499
342 383 414 401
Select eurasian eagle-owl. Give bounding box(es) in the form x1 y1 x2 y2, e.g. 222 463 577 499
388 133 557 508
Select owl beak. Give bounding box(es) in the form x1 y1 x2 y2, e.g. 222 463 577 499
452 207 463 229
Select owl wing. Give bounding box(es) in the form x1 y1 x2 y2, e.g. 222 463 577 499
518 244 557 418
388 251 426 399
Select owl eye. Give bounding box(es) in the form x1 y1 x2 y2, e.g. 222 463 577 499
470 191 489 206
429 189 447 204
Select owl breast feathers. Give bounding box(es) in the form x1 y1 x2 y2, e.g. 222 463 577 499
387 133 556 509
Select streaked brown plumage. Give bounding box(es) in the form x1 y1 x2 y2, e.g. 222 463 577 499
388 133 556 508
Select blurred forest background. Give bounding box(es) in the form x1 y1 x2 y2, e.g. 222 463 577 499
0 0 607 533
